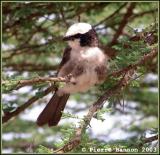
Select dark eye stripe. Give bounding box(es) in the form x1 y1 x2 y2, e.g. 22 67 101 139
63 36 75 41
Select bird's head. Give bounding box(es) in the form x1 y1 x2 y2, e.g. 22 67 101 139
63 23 99 49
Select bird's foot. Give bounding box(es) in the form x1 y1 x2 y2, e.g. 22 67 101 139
65 74 76 85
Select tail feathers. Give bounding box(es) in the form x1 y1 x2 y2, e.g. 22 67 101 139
36 93 69 126
48 94 69 126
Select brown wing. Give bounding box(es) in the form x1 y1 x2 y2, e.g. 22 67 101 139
58 46 71 72
95 65 107 83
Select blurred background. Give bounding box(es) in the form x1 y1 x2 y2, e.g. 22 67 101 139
2 2 158 153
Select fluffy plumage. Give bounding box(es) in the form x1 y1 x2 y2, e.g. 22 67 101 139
37 23 107 126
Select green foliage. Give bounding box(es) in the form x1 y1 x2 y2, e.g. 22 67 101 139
112 40 149 69
2 79 19 93
62 112 80 120
99 77 118 91
2 2 158 154
54 123 77 148
94 108 112 121
2 72 41 93
36 145 53 154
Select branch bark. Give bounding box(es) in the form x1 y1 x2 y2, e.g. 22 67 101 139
2 76 67 91
109 3 136 46
16 77 66 89
137 135 158 148
142 135 158 144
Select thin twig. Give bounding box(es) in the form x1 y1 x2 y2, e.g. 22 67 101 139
94 3 127 27
109 3 136 46
130 8 158 22
2 77 67 91
142 135 158 144
137 135 158 148
59 5 69 27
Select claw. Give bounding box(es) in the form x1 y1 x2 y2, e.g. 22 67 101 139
65 74 77 85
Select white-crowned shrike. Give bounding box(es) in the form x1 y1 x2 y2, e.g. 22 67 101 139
37 23 107 126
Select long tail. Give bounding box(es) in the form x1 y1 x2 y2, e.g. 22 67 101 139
36 93 70 126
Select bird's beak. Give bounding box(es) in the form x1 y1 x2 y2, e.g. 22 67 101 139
63 36 68 41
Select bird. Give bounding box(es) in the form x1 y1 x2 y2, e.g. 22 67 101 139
37 22 107 126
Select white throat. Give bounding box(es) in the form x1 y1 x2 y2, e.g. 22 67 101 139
68 39 81 50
